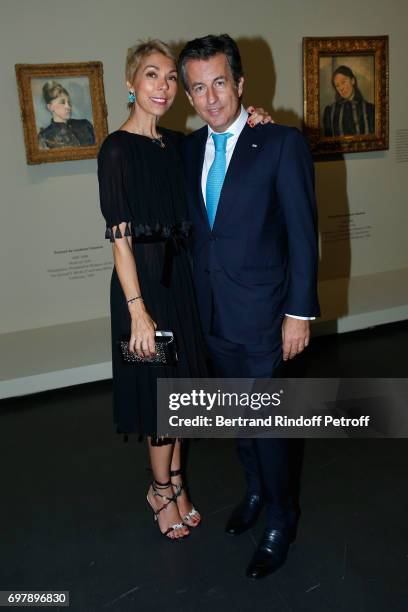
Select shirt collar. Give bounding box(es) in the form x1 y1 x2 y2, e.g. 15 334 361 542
207 105 248 140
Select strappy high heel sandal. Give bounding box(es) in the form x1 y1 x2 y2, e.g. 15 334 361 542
170 469 201 528
146 479 189 540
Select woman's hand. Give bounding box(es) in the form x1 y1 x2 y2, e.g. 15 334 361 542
128 303 157 358
246 106 274 127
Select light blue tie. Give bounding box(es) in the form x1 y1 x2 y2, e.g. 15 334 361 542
206 132 232 229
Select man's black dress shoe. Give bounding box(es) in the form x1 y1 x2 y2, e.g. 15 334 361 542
225 493 262 535
246 527 290 580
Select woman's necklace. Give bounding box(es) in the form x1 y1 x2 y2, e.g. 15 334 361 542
121 124 166 148
151 133 165 148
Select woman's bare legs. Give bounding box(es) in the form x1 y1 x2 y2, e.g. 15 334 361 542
170 440 201 527
146 438 189 539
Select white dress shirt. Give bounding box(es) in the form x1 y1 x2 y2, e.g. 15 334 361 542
201 105 314 322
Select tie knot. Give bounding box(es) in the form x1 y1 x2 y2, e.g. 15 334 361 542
212 132 232 152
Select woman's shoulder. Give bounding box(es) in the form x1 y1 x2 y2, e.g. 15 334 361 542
68 118 93 127
38 122 55 136
98 131 128 161
102 130 128 145
323 103 335 118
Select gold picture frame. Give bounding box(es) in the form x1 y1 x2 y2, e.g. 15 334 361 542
303 36 388 155
15 61 108 164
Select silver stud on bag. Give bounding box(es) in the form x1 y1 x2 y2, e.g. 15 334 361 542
118 334 178 366
120 340 167 364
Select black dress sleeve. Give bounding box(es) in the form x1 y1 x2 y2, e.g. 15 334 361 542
97 135 132 241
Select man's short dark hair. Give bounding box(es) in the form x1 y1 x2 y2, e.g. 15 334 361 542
178 34 244 92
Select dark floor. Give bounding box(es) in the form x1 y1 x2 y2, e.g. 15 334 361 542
1 321 408 612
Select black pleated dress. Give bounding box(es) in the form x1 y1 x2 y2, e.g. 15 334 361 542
97 128 207 439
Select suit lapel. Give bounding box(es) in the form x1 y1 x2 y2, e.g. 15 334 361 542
213 124 262 230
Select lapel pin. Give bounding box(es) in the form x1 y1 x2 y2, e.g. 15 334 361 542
251 143 258 148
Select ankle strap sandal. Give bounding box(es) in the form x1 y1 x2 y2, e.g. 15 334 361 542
170 469 201 527
146 479 188 539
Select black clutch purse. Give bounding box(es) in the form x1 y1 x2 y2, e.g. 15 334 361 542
118 331 178 366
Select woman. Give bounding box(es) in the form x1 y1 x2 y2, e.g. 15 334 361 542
98 40 269 540
323 65 375 137
38 81 95 149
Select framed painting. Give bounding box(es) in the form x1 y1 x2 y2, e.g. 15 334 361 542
303 36 388 155
15 61 108 164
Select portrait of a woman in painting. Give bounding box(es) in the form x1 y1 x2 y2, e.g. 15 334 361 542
323 65 375 137
38 80 96 149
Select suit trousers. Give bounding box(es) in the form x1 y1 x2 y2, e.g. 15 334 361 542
205 332 291 530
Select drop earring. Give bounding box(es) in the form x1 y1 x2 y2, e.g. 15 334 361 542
128 90 136 104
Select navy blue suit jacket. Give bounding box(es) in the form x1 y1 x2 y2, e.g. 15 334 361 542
181 122 320 346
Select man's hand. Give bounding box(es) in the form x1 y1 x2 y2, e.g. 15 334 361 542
282 316 310 361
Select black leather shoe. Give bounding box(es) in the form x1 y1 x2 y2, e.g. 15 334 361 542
265 506 299 543
246 528 290 580
225 493 262 535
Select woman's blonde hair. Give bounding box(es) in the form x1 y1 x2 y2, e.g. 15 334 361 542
126 39 176 85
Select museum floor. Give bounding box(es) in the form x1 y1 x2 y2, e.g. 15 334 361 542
1 320 407 612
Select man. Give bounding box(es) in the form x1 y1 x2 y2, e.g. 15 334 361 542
179 34 320 579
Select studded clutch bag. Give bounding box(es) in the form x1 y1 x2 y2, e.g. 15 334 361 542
118 331 178 366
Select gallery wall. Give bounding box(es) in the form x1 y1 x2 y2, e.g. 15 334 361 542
0 0 407 393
